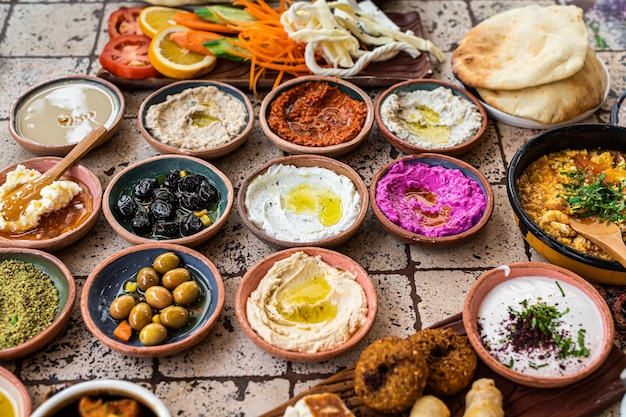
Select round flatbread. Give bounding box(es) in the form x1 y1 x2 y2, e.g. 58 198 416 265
475 48 607 125
452 5 589 90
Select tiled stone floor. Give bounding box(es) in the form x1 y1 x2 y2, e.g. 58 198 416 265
0 0 625 416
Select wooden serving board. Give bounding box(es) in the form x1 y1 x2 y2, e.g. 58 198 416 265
260 313 626 417
97 12 433 91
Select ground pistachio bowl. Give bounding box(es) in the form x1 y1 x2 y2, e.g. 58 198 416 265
463 262 614 388
0 248 75 361
507 123 626 285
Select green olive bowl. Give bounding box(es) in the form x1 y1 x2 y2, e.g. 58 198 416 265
0 248 75 361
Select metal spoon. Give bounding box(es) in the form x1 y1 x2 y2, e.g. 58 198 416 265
568 217 626 268
1 123 107 223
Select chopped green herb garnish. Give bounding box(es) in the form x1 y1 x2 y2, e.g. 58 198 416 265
556 281 565 297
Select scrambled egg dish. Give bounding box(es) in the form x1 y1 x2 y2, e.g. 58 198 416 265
517 149 626 260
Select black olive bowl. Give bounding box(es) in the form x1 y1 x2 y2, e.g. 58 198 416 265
103 154 233 247
506 123 626 285
80 243 225 358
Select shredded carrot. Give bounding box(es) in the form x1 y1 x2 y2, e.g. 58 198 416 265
113 320 133 342
173 12 240 34
170 30 224 55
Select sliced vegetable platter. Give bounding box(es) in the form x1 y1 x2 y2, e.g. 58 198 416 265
97 5 433 90
260 313 626 417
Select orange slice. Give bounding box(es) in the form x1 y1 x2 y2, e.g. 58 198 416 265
148 26 217 79
138 6 184 39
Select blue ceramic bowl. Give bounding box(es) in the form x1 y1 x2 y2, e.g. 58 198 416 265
80 243 225 357
103 154 233 247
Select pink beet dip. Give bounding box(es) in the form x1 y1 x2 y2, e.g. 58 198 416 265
375 160 487 237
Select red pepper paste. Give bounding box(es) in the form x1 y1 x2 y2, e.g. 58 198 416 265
267 81 368 147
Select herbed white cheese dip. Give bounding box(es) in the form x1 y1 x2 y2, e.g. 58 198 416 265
477 275 604 377
380 86 483 149
244 164 361 243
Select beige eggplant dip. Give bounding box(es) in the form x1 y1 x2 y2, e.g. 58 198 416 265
246 251 368 353
380 86 483 149
144 85 248 150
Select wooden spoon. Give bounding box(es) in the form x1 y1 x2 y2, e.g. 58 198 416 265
568 217 626 268
1 123 107 222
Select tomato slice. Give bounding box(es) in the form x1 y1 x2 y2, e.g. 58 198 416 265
99 34 161 79
108 7 144 38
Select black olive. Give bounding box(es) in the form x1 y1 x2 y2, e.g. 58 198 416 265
180 192 205 212
131 212 152 235
154 188 178 207
154 221 180 238
150 200 175 220
115 194 138 220
180 213 204 236
134 177 159 202
163 170 180 189
198 180 219 207
178 174 203 193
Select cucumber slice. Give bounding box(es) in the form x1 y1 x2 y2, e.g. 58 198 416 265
203 38 249 62
195 6 257 25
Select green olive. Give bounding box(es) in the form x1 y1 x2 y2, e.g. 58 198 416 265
153 252 180 274
173 281 200 306
109 294 136 320
138 322 168 346
160 305 190 329
136 267 160 291
145 286 173 310
128 302 153 331
162 267 191 290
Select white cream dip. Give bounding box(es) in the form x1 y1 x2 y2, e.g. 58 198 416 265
477 276 604 377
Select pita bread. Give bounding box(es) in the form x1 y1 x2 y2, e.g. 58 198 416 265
452 5 589 90
475 48 607 125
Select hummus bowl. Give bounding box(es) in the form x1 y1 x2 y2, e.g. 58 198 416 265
371 153 494 245
81 243 225 358
103 154 233 247
9 75 124 156
0 157 103 252
0 248 75 361
375 79 487 156
237 154 369 248
138 80 254 160
507 123 626 285
463 262 614 388
259 75 374 157
0 365 31 417
235 246 378 362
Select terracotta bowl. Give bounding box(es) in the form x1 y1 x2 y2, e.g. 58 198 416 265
81 243 225 358
370 153 494 246
103 154 233 247
375 79 487 156
259 75 374 157
237 154 369 248
463 261 614 388
30 379 171 417
9 75 124 156
0 366 31 417
235 247 378 362
138 80 254 160
0 248 75 361
0 157 103 252
506 123 626 285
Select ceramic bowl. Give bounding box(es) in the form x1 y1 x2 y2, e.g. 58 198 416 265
507 123 626 285
237 154 369 248
235 246 377 362
9 75 124 156
259 75 374 157
370 153 494 246
81 243 225 358
463 261 614 388
30 379 171 417
0 248 75 361
103 154 233 247
611 90 626 127
138 80 254 160
375 79 487 156
0 366 31 417
0 157 102 252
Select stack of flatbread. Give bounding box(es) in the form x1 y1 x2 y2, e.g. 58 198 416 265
451 5 608 125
